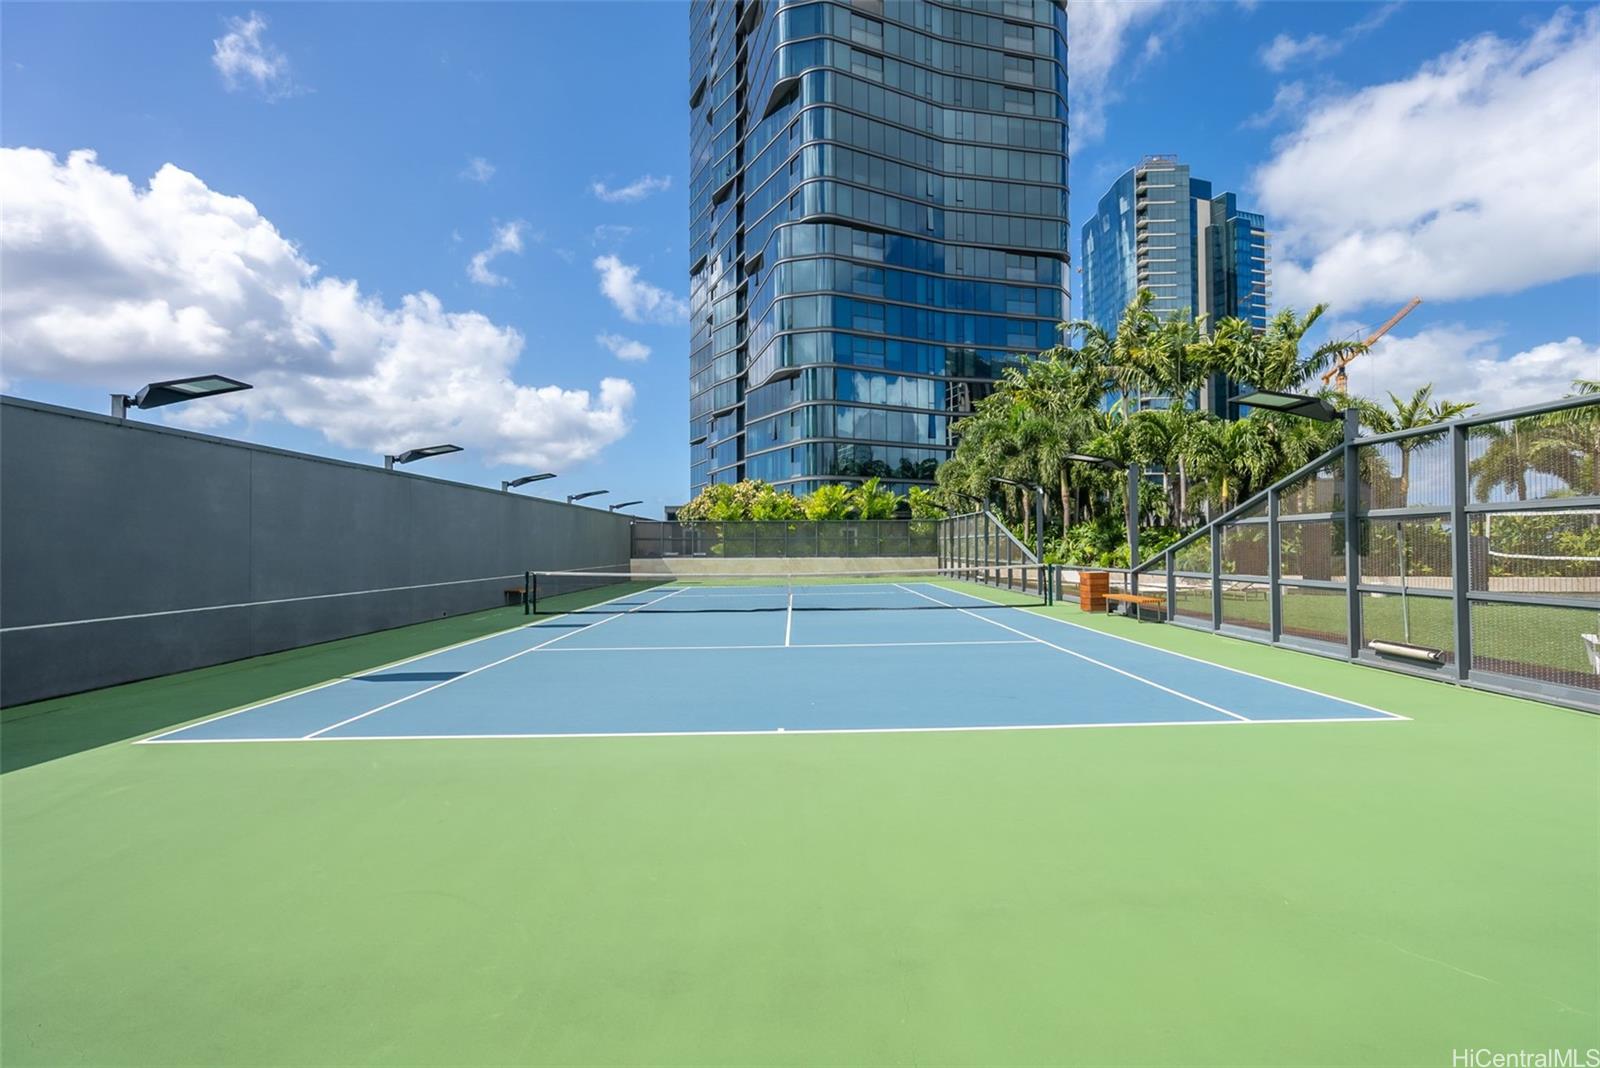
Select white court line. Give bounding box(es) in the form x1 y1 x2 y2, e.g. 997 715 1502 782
894 583 1250 722
135 715 1403 745
136 584 667 745
785 589 794 647
915 578 1408 723
300 586 690 739
529 639 1037 653
1009 599 1409 721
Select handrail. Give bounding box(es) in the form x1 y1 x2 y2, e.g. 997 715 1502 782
985 508 1041 564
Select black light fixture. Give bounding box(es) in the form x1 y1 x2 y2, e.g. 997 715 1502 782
1233 389 1339 422
502 473 556 492
384 444 463 470
566 490 609 505
1063 452 1119 468
111 374 251 418
608 500 644 512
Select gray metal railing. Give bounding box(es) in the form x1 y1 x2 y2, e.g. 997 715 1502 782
1127 394 1599 713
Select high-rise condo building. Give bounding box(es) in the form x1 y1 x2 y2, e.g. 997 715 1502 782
688 0 1070 496
1079 155 1270 414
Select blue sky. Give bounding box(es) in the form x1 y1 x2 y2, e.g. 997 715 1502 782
2 1 1596 515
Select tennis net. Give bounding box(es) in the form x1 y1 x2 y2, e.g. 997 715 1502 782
528 564 1051 614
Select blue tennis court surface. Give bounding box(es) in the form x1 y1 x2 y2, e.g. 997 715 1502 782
143 580 1405 743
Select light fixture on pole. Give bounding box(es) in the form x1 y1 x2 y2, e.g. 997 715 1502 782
384 444 463 470
111 374 252 419
566 490 609 505
1232 389 1339 423
502 473 556 492
608 500 644 512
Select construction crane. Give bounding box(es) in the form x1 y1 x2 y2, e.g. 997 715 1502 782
1322 297 1422 394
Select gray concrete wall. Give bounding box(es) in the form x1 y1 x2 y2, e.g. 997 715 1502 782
0 397 632 706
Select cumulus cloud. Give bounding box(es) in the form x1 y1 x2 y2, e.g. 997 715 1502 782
591 224 634 245
211 12 299 99
460 156 495 183
1256 7 1600 312
593 254 688 324
1067 2 1176 147
1341 325 1596 411
590 174 671 203
0 148 633 467
1259 3 1401 73
595 332 652 362
467 221 527 286
1242 80 1309 129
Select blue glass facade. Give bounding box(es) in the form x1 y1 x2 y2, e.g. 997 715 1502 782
1079 155 1270 415
688 0 1070 496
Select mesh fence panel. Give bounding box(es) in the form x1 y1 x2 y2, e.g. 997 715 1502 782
1470 601 1600 691
633 520 939 559
1359 590 1455 663
1467 414 1600 503
1220 581 1270 633
1280 585 1348 648
1359 432 1452 512
1359 516 1453 591
1279 455 1344 516
1278 519 1347 582
1220 522 1270 576
1173 532 1211 574
1172 579 1212 625
1470 510 1600 601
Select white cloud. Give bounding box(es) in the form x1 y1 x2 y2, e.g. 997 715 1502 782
595 332 652 362
1242 80 1309 129
590 174 671 204
460 157 495 183
1259 4 1401 72
467 221 527 287
0 148 633 467
1256 7 1600 312
1067 2 1175 147
591 224 634 245
1343 325 1596 411
593 254 688 324
211 12 298 99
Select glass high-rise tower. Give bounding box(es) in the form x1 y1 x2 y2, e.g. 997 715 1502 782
1079 155 1270 415
688 0 1070 496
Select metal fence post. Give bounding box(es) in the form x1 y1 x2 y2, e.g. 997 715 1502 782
1343 408 1362 660
1210 525 1223 630
1166 552 1176 623
1267 488 1281 643
1450 422 1473 680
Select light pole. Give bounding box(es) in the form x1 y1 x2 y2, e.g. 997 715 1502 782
608 500 644 513
384 444 463 471
566 490 608 505
111 374 251 419
502 473 556 492
990 477 1047 562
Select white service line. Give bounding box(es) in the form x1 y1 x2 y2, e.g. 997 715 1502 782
300 586 689 739
785 589 794 647
528 639 1037 653
137 583 659 744
893 584 1249 722
142 714 1404 745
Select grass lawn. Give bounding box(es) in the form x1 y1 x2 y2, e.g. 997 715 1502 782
2 596 1597 1066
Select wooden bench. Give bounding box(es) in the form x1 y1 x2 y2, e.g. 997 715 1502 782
504 587 528 607
1104 592 1165 623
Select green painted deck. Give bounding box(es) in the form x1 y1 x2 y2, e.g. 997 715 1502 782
3 599 1596 1066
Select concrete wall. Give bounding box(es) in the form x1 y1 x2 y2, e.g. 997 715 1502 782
0 397 632 706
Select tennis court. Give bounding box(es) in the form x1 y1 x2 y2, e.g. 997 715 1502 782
142 569 1402 744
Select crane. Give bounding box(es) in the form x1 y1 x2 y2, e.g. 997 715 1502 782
1322 297 1422 394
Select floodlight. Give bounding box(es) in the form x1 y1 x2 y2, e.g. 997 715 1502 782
502 473 556 492
608 500 644 512
566 490 609 504
111 374 251 418
1233 389 1339 422
1063 452 1119 468
384 444 463 470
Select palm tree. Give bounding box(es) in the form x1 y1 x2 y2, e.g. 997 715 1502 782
1357 385 1476 504
1225 305 1365 392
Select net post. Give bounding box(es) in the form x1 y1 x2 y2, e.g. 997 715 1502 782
530 572 538 615
523 570 531 616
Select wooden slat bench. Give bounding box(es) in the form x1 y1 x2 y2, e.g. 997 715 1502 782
1104 592 1165 623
